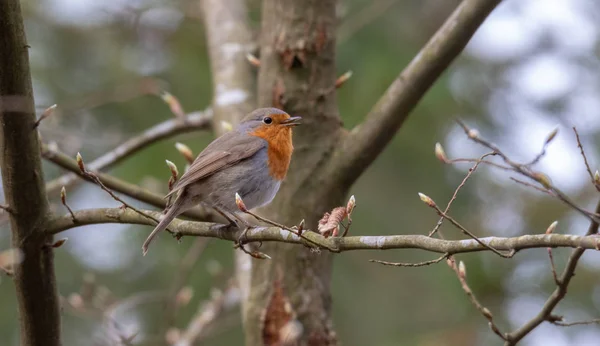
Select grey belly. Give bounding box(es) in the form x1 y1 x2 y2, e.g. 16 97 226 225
185 151 281 212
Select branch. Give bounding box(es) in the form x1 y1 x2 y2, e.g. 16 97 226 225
330 0 502 185
0 0 61 344
45 208 600 255
41 144 219 222
504 199 600 345
45 109 212 195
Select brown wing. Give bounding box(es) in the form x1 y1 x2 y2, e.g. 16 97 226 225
166 132 265 198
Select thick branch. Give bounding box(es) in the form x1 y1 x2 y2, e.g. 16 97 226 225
505 200 600 345
0 1 61 344
41 145 219 222
46 208 600 255
45 109 212 195
330 0 502 185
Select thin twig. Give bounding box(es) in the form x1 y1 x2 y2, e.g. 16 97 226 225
550 318 600 327
457 119 600 224
573 127 600 192
509 177 555 196
422 196 514 258
45 109 212 195
547 248 560 286
60 187 77 222
505 199 600 345
429 152 495 237
370 253 448 267
447 158 512 171
447 257 507 340
41 144 219 222
76 154 162 228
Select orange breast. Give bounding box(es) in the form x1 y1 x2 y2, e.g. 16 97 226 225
250 126 294 180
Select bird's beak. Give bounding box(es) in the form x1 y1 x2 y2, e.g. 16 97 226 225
282 116 302 127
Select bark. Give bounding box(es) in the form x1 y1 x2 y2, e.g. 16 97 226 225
0 1 61 345
246 0 344 345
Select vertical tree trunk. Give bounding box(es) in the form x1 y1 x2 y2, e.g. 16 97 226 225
243 0 346 344
0 1 61 345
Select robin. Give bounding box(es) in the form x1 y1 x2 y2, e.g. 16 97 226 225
142 107 301 255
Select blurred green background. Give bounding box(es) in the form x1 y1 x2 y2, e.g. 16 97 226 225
2 0 600 345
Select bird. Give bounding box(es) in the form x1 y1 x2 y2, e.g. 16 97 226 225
142 107 301 255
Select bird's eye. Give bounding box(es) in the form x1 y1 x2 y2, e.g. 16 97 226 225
263 117 273 124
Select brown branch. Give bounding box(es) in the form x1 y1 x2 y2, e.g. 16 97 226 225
429 152 495 237
420 193 514 258
457 120 600 224
369 253 448 267
45 109 212 195
505 199 600 345
0 1 61 344
41 144 219 222
448 257 507 340
551 318 600 327
330 0 502 186
44 207 600 255
573 127 600 192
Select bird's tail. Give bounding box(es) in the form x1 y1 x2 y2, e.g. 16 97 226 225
142 207 178 256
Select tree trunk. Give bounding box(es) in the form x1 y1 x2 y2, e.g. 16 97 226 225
0 1 61 345
243 0 346 344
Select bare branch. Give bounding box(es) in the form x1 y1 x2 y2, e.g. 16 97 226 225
505 199 600 345
551 319 600 327
419 193 514 258
573 127 600 192
448 257 507 340
370 253 448 267
429 152 495 237
41 144 219 222
331 0 502 186
45 207 600 255
457 120 600 224
45 109 212 195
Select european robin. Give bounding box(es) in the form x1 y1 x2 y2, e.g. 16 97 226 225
142 107 301 254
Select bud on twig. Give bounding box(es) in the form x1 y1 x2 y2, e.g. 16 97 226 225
335 70 353 88
546 221 558 234
467 129 480 139
175 142 194 164
33 104 57 129
76 152 85 172
418 193 436 208
544 127 559 145
160 91 186 119
165 160 179 179
246 53 261 67
297 219 305 234
60 186 67 204
235 193 248 212
434 142 448 163
532 172 552 189
595 170 600 185
482 307 493 320
346 195 356 215
458 261 467 279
